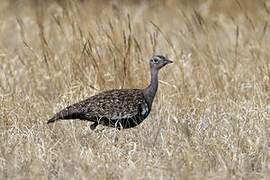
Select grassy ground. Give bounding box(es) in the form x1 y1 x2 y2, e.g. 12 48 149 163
0 0 269 179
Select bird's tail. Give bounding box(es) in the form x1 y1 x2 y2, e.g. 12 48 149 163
47 108 82 124
47 111 68 124
47 116 59 124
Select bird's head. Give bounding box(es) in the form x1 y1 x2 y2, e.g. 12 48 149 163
150 55 173 70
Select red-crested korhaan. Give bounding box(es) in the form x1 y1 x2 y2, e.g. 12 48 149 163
47 55 173 130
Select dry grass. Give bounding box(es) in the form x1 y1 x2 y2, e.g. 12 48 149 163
0 0 269 179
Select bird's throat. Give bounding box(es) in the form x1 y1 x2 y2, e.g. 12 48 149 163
143 68 158 107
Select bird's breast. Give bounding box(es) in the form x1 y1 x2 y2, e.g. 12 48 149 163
140 102 150 118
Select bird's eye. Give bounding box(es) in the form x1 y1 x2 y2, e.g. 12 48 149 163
153 58 159 63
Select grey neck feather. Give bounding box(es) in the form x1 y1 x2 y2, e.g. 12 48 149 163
143 67 159 108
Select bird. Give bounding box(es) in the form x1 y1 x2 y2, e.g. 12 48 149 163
47 55 173 130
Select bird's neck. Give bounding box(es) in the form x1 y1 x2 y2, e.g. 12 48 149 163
143 68 158 107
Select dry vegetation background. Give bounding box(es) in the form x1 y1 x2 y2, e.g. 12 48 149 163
0 0 269 179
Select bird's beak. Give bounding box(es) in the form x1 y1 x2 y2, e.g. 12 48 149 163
165 59 173 64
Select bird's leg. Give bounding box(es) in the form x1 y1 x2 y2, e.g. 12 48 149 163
112 129 119 144
90 122 98 130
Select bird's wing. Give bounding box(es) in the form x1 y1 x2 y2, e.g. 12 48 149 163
82 89 148 120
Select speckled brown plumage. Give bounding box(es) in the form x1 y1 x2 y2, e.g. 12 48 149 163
48 89 149 129
48 55 172 129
